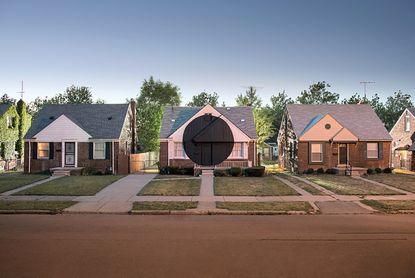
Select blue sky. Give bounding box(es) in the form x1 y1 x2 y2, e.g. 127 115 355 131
0 0 414 105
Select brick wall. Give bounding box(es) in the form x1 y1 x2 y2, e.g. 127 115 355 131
297 141 391 173
390 110 415 169
248 141 255 166
25 142 62 173
159 142 168 167
77 142 113 173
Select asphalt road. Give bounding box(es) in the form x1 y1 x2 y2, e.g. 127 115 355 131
1 214 415 278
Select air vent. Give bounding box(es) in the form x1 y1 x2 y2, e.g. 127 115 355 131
49 116 55 120
171 119 175 122
108 116 113 120
226 107 231 111
241 119 245 122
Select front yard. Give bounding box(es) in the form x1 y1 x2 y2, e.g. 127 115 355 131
138 178 200 196
214 176 299 196
361 200 415 213
216 201 313 212
365 174 415 193
0 200 76 213
15 175 124 196
305 175 402 195
132 201 198 211
0 173 49 193
276 173 326 195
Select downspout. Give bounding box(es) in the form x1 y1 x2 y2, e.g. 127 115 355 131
112 141 116 174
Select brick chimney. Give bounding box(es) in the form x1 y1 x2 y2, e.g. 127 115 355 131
130 99 137 154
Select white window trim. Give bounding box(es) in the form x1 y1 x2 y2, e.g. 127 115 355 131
37 142 50 160
310 143 323 163
405 115 411 132
230 142 245 159
93 142 106 160
367 142 379 159
173 142 187 159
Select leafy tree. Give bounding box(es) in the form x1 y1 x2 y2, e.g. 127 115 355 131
28 85 100 114
254 108 275 146
15 100 31 158
264 91 294 139
0 94 16 104
136 76 181 152
187 92 219 107
236 86 262 108
382 91 414 131
341 93 369 104
297 81 339 104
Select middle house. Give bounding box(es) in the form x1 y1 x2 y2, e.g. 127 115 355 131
159 104 257 169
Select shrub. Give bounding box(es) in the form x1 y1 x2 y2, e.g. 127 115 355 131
304 168 314 174
214 169 228 177
244 166 265 177
180 167 194 175
367 168 374 175
159 166 169 175
375 167 382 174
316 168 325 174
230 167 242 177
383 167 393 174
81 167 99 176
159 166 194 175
325 168 337 175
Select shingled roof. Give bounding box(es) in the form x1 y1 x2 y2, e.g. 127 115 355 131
286 104 392 141
0 104 11 116
25 104 130 139
408 107 415 117
160 106 257 139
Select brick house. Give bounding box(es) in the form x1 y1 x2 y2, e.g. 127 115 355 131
24 103 136 175
278 104 392 174
159 104 257 168
0 104 19 171
390 107 415 171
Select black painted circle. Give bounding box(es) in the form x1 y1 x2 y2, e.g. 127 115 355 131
183 114 234 166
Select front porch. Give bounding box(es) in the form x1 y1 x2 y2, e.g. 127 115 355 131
50 167 84 176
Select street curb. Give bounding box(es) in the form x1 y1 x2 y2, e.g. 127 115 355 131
0 209 57 215
129 209 316 215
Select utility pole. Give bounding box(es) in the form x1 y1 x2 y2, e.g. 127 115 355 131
17 80 25 100
359 81 375 99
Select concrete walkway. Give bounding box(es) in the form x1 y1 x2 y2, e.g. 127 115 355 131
65 174 156 213
0 176 63 196
197 170 216 210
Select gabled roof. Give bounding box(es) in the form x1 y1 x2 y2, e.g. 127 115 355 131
286 104 392 141
409 142 415 151
0 104 12 116
25 104 130 139
160 106 257 139
408 107 415 117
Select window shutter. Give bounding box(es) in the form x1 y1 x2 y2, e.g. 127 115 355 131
363 143 367 160
105 142 111 159
308 143 311 164
32 142 38 160
241 143 244 157
89 143 94 159
49 143 54 160
378 142 383 160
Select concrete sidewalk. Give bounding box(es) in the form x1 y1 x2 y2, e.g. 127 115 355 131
65 174 156 213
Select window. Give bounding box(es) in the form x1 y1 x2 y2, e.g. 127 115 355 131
405 115 411 132
37 143 50 159
174 142 185 158
94 142 106 159
310 143 323 163
231 143 244 158
7 116 14 128
367 143 379 159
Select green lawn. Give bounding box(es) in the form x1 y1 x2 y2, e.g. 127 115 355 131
305 175 401 195
0 173 49 193
361 200 415 213
0 201 76 213
216 201 313 212
276 173 326 195
138 179 200 196
214 176 299 196
132 201 198 211
15 175 124 196
365 174 415 193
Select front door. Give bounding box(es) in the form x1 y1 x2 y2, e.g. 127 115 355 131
65 142 75 167
339 144 348 165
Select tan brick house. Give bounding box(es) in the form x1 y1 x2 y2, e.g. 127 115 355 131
278 104 392 174
24 103 136 175
390 107 415 171
159 104 257 168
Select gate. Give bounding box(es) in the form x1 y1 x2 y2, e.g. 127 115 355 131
130 152 159 173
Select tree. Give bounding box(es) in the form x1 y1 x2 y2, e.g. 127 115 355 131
136 76 182 152
341 93 369 104
264 91 294 138
0 94 16 104
15 100 31 158
254 108 275 146
28 85 99 114
382 91 414 131
297 81 339 104
187 92 219 107
236 86 262 108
